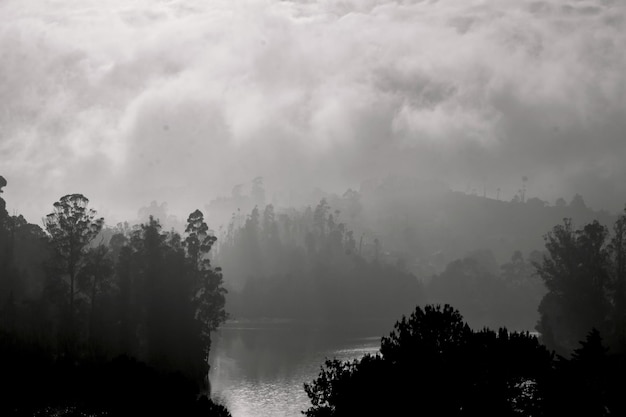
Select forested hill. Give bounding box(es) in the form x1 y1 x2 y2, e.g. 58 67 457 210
322 177 615 278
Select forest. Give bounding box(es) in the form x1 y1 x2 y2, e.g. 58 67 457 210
1 173 626 415
0 176 229 416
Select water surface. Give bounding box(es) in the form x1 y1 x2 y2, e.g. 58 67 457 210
209 320 390 417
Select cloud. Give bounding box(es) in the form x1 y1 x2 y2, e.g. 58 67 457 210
1 0 626 223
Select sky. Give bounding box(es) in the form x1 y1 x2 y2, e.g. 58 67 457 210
1 0 626 224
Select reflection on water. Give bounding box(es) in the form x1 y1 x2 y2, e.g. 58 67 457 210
209 320 390 417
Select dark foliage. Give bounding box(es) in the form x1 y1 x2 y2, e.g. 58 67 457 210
304 304 626 417
0 332 231 417
0 177 229 415
535 214 626 354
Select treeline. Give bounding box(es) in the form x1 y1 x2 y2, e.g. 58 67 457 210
216 199 424 323
210 189 547 332
304 304 626 417
218 182 626 352
427 249 545 331
319 176 613 277
303 207 626 415
215 197 547 331
382 210 626 355
204 176 610 332
0 177 229 416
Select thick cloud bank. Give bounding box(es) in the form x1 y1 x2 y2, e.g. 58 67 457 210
1 0 626 221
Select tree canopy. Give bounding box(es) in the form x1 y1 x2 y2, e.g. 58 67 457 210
0 182 229 416
304 304 553 417
304 304 626 417
535 215 626 353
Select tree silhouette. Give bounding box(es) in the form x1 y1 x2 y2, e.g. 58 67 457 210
251 176 265 207
304 304 553 417
534 219 610 353
536 214 626 353
184 209 227 352
76 245 114 346
44 194 103 339
0 187 231 416
609 209 626 350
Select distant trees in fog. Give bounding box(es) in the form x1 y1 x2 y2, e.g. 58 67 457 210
336 177 612 278
427 250 546 331
427 210 626 355
216 199 424 322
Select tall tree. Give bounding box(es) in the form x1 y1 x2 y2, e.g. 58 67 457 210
535 219 611 353
184 210 226 353
77 245 114 346
609 209 626 349
251 176 265 207
44 194 103 336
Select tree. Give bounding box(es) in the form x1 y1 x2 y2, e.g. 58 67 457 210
251 176 265 207
569 193 587 212
185 209 214 269
609 209 626 350
0 176 13 308
43 194 103 336
304 304 552 417
555 197 567 208
77 245 114 346
184 210 227 351
428 256 505 328
115 240 135 354
543 328 617 417
313 199 330 237
380 304 471 363
238 205 262 272
535 219 611 353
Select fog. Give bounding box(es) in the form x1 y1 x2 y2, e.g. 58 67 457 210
2 0 626 223
4 2 626 416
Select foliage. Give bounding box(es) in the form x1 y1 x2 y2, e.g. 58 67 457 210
304 304 554 417
43 194 104 338
219 200 423 322
0 178 229 415
0 333 231 417
535 216 626 353
305 304 626 417
184 209 227 350
428 250 545 330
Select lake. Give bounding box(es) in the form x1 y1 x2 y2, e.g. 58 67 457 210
208 320 393 417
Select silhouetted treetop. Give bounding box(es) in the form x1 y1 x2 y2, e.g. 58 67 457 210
572 328 609 363
185 209 216 264
44 194 104 338
304 304 554 417
380 304 471 362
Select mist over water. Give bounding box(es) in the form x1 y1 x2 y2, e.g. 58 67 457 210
3 0 626 223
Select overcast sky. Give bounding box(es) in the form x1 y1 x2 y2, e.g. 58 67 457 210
1 0 626 223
